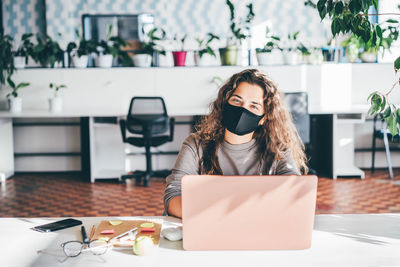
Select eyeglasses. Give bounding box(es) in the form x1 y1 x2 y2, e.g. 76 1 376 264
59 239 110 262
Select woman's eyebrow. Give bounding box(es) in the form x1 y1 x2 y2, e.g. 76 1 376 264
232 94 242 99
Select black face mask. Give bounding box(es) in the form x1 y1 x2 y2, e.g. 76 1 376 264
221 103 264 136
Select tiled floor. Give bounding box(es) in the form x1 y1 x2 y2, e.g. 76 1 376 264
0 169 399 217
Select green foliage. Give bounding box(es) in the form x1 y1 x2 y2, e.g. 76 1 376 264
49 82 67 98
140 27 167 56
225 0 255 45
67 29 97 57
0 33 14 86
14 33 34 58
255 27 281 53
308 0 400 135
173 34 187 51
196 33 220 58
32 34 64 67
368 91 400 137
285 31 300 52
6 76 30 98
97 25 132 66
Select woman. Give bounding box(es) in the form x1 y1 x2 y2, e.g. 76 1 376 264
164 69 308 218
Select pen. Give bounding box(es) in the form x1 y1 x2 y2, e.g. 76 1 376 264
89 225 96 241
81 226 89 244
110 227 138 241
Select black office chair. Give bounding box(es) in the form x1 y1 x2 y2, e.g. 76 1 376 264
371 114 399 179
284 92 314 174
119 97 175 186
284 92 310 145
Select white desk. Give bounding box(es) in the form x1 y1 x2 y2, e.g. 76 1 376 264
0 105 367 181
1 214 399 267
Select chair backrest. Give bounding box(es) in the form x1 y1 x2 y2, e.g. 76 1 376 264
284 92 310 144
126 96 169 136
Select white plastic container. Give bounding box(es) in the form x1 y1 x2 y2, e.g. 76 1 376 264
14 56 26 69
9 97 22 113
49 97 63 113
133 54 152 67
72 55 89 68
96 54 113 68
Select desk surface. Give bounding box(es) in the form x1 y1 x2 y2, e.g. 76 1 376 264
1 214 399 267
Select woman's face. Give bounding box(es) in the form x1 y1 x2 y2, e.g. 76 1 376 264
227 81 265 116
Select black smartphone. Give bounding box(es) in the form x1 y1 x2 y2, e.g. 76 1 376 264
32 218 82 232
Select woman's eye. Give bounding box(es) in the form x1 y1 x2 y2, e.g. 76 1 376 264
250 105 259 110
233 98 241 103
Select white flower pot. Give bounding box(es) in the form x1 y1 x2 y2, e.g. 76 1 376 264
360 52 377 63
194 53 215 66
49 97 63 113
14 56 26 69
256 52 273 66
9 98 22 113
72 55 89 68
133 54 152 67
96 54 114 68
256 50 283 65
283 51 299 65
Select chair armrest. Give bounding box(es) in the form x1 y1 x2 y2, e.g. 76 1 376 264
119 119 127 142
168 117 175 142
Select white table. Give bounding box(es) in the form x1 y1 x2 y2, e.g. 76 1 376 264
1 214 400 267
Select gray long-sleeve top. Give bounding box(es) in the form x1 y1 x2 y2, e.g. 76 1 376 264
163 134 300 215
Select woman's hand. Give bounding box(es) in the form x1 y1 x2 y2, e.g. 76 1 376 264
168 196 182 219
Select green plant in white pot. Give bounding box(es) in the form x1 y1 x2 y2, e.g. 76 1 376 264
32 34 64 68
282 31 300 65
195 33 220 66
220 0 254 66
255 27 282 65
134 26 166 67
6 76 30 113
96 25 129 68
13 33 34 69
49 83 67 113
67 30 97 68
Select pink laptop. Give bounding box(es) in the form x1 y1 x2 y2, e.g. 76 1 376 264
181 175 318 250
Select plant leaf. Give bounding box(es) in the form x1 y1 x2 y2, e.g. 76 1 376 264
394 56 400 73
334 1 344 15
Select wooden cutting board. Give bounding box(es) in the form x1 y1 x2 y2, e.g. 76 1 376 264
92 219 162 246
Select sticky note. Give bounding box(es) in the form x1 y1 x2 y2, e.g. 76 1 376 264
140 228 155 232
140 222 154 228
109 220 123 226
100 229 115 234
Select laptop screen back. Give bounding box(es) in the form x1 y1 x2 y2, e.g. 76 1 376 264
181 175 318 250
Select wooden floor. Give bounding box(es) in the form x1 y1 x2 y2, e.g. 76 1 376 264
0 169 399 217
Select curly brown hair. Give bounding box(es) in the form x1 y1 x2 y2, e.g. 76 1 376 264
195 68 308 175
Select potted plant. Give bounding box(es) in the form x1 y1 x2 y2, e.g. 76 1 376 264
66 30 96 68
195 33 220 66
220 0 254 66
255 27 282 65
172 34 187 67
32 34 64 68
0 33 14 88
96 25 129 68
6 76 30 113
133 27 166 67
13 33 34 69
49 83 67 112
282 31 300 65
